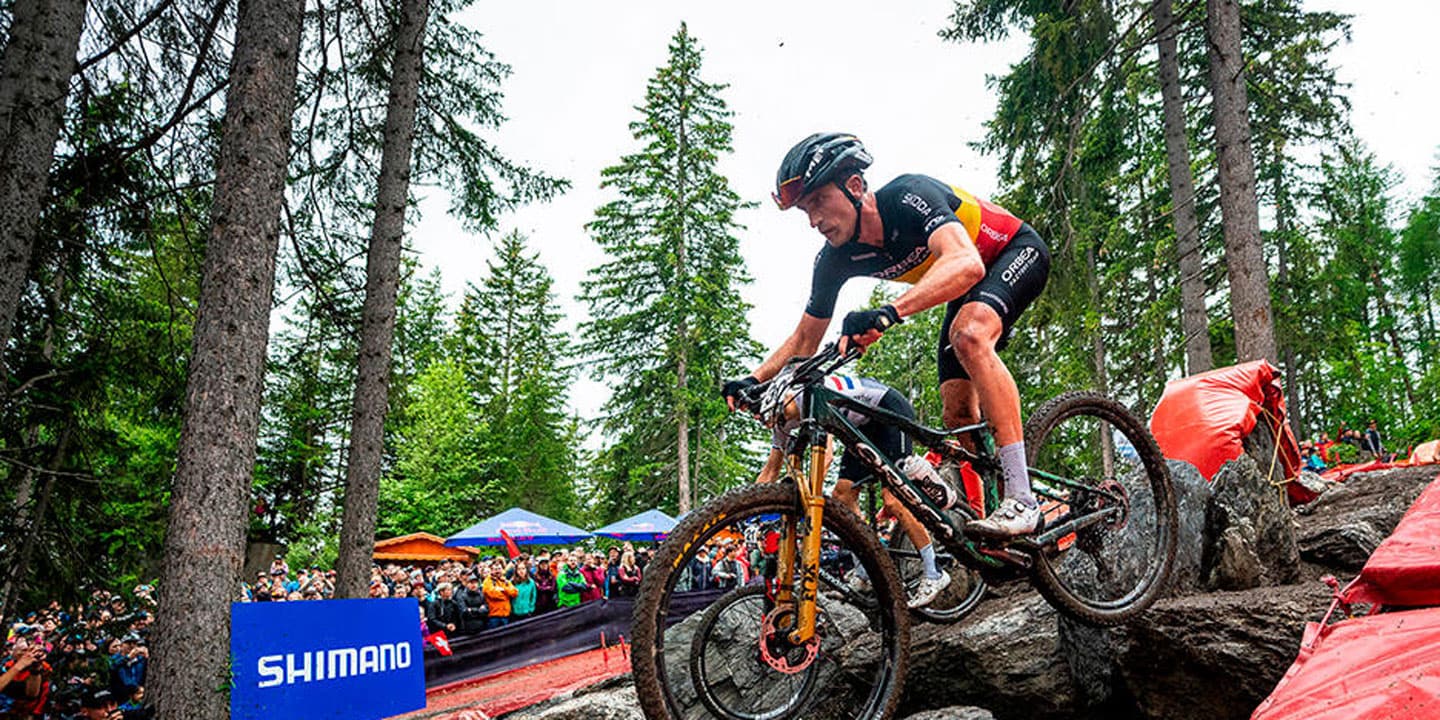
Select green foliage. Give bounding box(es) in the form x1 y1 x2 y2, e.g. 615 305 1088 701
855 286 944 425
579 24 761 518
456 231 580 521
379 359 492 535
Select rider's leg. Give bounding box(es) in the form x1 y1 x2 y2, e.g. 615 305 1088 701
831 478 863 519
881 489 942 580
940 378 981 452
951 302 1035 508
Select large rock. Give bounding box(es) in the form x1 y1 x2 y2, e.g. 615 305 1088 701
1114 582 1331 720
502 685 643 720
902 707 996 720
1295 465 1438 572
1203 453 1300 589
903 593 1077 720
1165 459 1213 594
1048 459 1212 713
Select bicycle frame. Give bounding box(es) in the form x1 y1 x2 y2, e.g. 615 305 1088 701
766 346 1132 643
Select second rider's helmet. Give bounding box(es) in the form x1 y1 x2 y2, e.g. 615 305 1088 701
773 133 872 210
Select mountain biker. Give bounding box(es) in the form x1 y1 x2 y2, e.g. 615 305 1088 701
754 364 955 608
725 133 1050 538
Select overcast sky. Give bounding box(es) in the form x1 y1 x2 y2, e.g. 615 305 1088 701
406 0 1440 423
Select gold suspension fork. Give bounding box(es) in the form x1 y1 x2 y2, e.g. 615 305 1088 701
789 442 828 644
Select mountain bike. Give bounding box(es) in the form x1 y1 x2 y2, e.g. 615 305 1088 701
631 342 1177 720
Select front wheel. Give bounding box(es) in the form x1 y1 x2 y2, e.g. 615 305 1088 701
632 482 909 720
1024 391 1177 626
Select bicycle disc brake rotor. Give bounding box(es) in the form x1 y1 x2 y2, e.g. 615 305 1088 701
758 607 819 674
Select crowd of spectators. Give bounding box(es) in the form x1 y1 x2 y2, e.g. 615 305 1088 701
368 542 673 636
1 586 156 719
1300 419 1396 471
1 531 775 717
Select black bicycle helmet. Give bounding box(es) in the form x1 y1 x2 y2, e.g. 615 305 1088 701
772 133 872 210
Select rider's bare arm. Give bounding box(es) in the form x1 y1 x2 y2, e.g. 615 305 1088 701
752 313 828 381
888 223 985 319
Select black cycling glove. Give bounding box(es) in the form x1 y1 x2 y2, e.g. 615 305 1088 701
722 376 760 410
841 304 902 340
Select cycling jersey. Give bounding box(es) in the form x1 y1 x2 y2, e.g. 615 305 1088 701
771 373 891 450
805 174 1025 319
771 373 915 483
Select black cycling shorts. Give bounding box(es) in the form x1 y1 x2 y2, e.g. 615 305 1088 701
937 223 1050 382
839 389 915 485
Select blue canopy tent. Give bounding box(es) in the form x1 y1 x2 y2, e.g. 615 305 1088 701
591 509 677 542
443 507 592 547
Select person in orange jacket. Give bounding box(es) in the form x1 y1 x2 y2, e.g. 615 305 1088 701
481 560 519 630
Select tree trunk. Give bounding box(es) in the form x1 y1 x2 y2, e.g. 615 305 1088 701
150 0 303 714
335 0 430 600
0 0 87 361
1156 0 1213 375
1270 140 1302 436
1086 243 1114 479
1206 0 1278 364
0 231 70 621
1369 274 1418 412
674 70 692 515
3 429 69 620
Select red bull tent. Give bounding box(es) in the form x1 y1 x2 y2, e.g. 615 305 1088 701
443 507 591 547
590 509 676 542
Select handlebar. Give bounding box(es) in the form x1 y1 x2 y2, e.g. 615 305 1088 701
737 341 863 416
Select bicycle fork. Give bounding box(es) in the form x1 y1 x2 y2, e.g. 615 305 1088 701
787 443 827 645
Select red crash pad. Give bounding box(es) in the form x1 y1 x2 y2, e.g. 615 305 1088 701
1149 360 1304 500
1343 474 1440 608
1251 607 1440 720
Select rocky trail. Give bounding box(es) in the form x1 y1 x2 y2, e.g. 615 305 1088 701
499 459 1439 720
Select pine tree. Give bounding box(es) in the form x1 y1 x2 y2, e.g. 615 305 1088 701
151 0 303 712
579 23 759 517
1206 0 1278 364
462 230 579 520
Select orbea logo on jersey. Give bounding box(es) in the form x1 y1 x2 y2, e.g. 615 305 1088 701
978 223 1007 243
256 641 413 687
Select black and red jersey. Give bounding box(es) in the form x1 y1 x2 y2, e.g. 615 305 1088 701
805 174 1024 319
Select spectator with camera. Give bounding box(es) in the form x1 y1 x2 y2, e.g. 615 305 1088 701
1 633 51 718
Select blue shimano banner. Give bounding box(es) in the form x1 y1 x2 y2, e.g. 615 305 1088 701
231 598 425 720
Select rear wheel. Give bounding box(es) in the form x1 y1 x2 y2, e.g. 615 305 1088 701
632 482 909 720
1023 391 1177 626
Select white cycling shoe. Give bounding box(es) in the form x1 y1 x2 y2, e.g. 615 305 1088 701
964 497 1041 540
846 572 872 595
907 570 952 609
